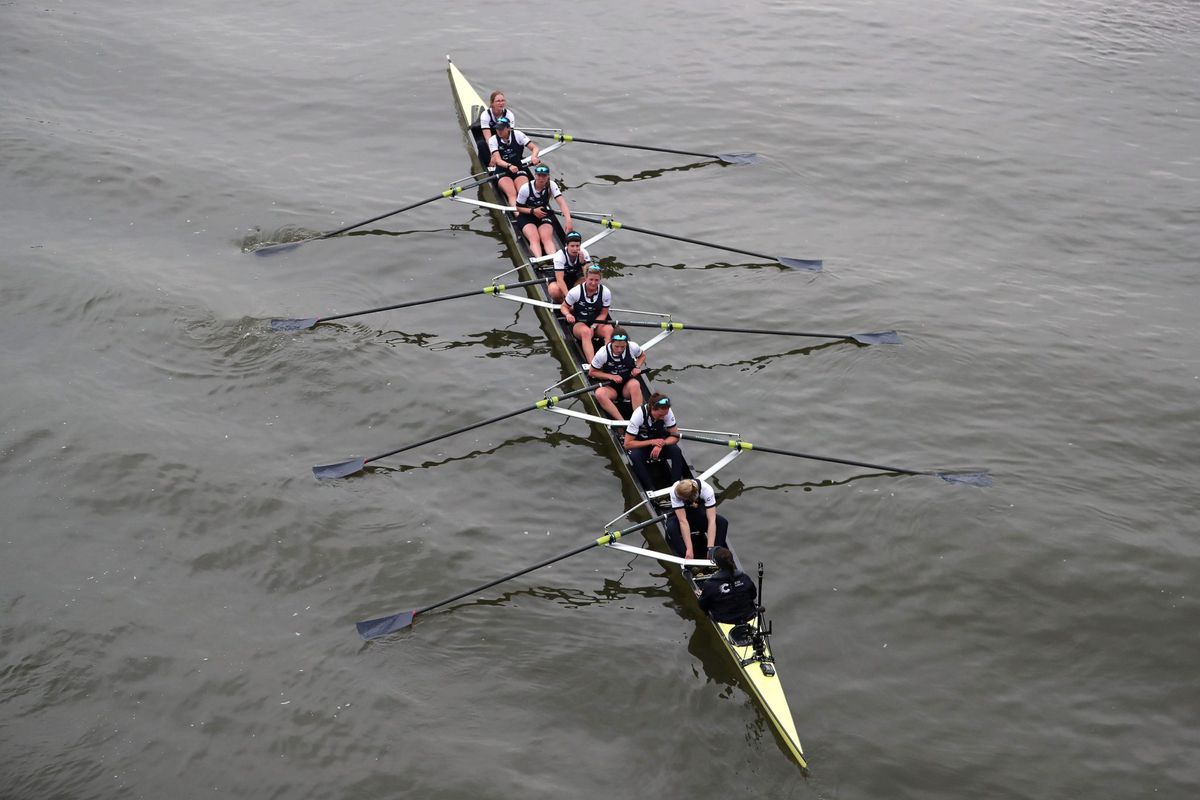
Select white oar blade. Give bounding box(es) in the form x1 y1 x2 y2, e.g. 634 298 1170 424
251 240 309 256
851 330 902 346
270 317 320 332
776 256 823 271
935 471 993 487
717 152 759 165
357 610 416 640
313 457 367 481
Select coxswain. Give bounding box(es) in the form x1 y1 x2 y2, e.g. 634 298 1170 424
664 477 729 561
697 547 758 624
588 325 646 420
516 164 573 259
488 117 540 207
548 231 592 303
561 264 613 364
479 90 514 144
622 392 685 490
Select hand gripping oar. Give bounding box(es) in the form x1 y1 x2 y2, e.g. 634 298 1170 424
251 174 493 255
355 512 670 640
678 433 992 487
614 319 901 346
572 212 822 271
313 381 610 480
270 277 548 331
525 131 758 166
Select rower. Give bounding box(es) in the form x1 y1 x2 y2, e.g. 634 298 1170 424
622 392 685 490
697 547 758 625
516 164 572 259
487 116 540 207
588 325 646 420
664 477 729 561
548 231 592 303
479 90 513 144
561 263 613 364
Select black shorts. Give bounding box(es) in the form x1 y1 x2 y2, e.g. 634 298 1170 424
492 166 530 184
517 211 555 229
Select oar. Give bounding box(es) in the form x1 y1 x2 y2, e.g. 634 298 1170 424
252 174 493 255
356 513 670 639
526 131 758 165
572 212 822 271
270 277 548 332
313 381 610 480
678 433 992 486
615 319 900 346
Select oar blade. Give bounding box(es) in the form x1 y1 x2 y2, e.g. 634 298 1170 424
935 471 993 487
313 456 367 481
251 240 311 256
776 256 824 272
717 152 759 165
270 317 320 332
850 330 902 346
356 610 416 640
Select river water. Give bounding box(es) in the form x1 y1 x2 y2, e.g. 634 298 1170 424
3 0 1198 797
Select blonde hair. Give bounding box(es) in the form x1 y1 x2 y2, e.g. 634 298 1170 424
674 480 698 502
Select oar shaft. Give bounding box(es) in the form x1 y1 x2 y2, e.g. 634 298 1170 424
574 214 776 263
615 319 853 341
319 196 439 239
318 278 545 324
319 175 491 240
528 132 719 161
414 513 668 619
678 433 926 477
364 381 608 465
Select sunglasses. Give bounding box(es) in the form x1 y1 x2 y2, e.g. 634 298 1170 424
653 396 671 406
611 334 628 342
533 166 550 174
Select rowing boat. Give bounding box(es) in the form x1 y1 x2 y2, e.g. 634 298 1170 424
446 56 807 770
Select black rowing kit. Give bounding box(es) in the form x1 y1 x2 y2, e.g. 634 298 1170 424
492 132 525 173
571 287 605 325
596 343 637 379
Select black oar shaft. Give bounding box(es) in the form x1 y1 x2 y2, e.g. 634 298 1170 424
616 319 852 341
254 175 496 254
319 175 491 240
363 381 607 466
318 278 544 324
357 512 671 638
575 214 778 263
678 433 926 477
529 132 720 160
414 513 668 619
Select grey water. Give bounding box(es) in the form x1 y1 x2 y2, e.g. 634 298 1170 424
2 0 1198 797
